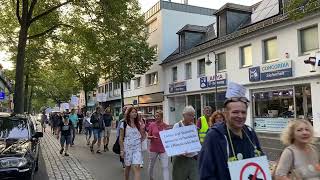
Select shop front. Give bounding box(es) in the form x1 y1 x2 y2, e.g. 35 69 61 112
138 92 164 114
248 60 315 133
252 84 312 132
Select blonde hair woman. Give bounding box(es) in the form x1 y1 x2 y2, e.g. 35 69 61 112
275 119 320 180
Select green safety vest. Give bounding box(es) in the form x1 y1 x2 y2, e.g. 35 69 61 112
198 116 209 143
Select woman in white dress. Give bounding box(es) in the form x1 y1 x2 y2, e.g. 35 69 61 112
119 107 145 180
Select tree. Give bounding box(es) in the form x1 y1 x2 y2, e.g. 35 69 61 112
78 0 157 106
0 0 73 113
285 0 320 19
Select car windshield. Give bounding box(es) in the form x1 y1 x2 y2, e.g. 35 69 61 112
0 117 29 139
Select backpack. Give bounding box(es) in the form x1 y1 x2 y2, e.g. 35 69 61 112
112 121 127 154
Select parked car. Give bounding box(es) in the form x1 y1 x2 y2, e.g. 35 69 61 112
0 112 43 180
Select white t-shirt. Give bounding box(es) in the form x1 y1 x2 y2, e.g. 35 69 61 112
173 121 198 157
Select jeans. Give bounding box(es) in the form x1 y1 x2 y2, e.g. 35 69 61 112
71 126 76 144
85 127 92 140
93 128 102 140
148 152 169 180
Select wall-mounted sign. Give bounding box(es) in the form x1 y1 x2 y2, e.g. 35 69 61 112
249 60 293 82
139 92 164 104
169 81 187 93
200 72 227 89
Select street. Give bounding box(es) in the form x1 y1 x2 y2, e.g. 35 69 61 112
36 128 172 180
33 127 289 180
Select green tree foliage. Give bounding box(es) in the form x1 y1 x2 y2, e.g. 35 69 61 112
285 0 320 19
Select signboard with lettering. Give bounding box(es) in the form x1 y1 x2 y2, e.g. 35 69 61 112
159 125 201 157
249 60 292 82
169 81 187 93
254 118 290 132
200 72 227 89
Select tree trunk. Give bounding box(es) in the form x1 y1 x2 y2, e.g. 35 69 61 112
28 85 34 114
14 6 29 113
120 81 124 108
24 73 29 112
84 90 88 108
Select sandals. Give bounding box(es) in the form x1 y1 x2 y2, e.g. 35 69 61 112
59 148 64 154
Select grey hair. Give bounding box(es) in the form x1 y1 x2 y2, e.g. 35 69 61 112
203 106 212 111
183 105 195 114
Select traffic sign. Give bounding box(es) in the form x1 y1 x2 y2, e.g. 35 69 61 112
0 92 5 100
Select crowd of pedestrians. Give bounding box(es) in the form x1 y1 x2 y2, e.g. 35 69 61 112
39 82 320 180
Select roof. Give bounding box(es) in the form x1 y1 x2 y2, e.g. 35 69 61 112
164 23 216 60
161 13 291 65
144 1 216 20
214 3 252 15
177 24 209 34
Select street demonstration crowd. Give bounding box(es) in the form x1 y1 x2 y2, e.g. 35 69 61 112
40 83 320 180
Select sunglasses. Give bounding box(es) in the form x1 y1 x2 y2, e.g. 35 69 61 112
224 97 249 106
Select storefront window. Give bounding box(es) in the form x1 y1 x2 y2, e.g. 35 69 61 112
187 95 201 119
203 92 226 111
253 84 313 132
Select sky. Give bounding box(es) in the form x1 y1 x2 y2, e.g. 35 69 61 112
0 0 262 70
138 0 261 12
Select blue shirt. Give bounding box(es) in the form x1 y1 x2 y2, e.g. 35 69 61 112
69 114 78 128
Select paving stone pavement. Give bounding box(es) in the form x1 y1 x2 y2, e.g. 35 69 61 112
40 131 95 180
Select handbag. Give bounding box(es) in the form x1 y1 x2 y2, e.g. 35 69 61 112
112 136 121 154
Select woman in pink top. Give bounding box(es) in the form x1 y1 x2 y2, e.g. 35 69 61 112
148 110 169 180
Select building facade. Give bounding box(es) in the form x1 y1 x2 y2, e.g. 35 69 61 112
161 0 320 136
96 0 216 116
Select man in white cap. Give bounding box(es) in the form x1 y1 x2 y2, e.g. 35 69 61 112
198 82 263 180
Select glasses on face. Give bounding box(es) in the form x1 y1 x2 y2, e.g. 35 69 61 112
224 97 249 106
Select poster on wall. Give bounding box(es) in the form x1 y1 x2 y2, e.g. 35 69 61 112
254 118 290 132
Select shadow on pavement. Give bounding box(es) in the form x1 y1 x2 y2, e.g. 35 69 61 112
35 147 49 180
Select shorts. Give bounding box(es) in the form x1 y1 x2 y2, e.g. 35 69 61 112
60 135 71 145
93 129 102 140
103 127 112 138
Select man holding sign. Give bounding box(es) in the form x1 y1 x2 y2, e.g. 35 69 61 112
199 82 266 180
170 106 200 180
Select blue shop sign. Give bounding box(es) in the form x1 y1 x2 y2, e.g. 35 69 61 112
249 60 292 82
169 81 187 93
200 72 227 89
0 92 5 100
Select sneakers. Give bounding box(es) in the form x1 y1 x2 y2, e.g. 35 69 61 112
96 150 102 154
59 148 64 154
64 153 69 156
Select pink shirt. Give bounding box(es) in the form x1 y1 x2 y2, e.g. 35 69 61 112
148 122 168 153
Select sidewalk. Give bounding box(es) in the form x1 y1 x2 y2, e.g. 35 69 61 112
40 131 95 180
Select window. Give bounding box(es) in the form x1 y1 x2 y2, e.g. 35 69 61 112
264 38 278 62
198 59 205 76
147 19 157 34
299 26 319 54
126 81 131 90
185 62 192 79
172 67 177 82
134 77 141 88
146 72 158 86
151 45 158 56
240 45 252 67
217 52 226 71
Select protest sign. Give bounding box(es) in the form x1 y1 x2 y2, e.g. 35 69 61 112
228 156 271 180
159 125 201 157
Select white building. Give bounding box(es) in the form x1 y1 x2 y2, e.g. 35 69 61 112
96 0 216 116
161 0 320 136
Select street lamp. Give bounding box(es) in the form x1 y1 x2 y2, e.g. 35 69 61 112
206 51 218 111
